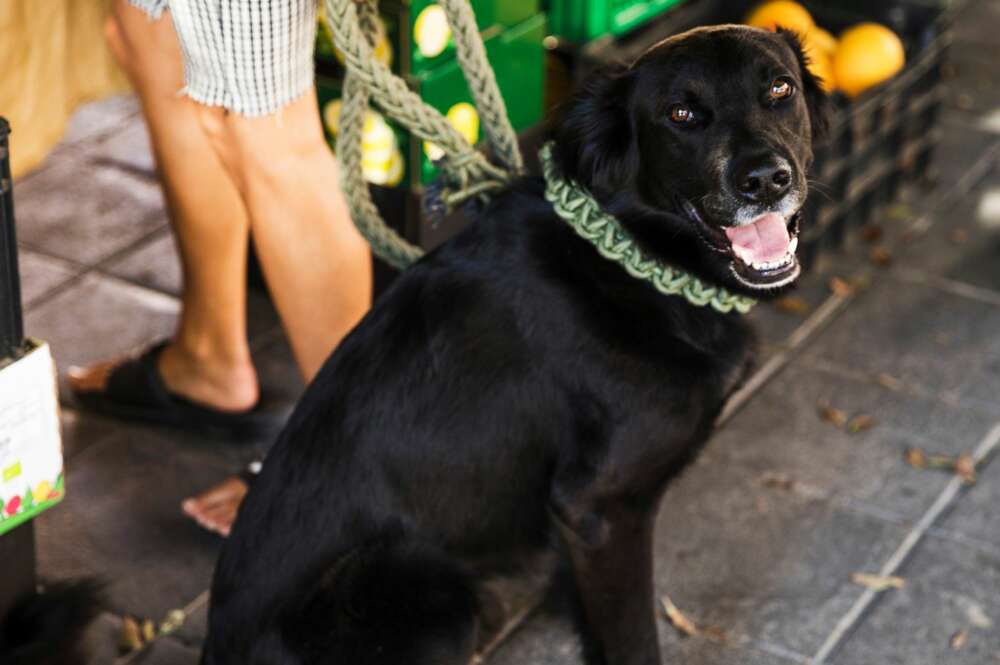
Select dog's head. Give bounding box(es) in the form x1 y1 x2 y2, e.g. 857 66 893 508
554 25 829 297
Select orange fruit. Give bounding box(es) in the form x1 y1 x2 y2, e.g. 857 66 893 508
746 1 814 35
807 51 836 92
806 26 838 58
833 23 905 97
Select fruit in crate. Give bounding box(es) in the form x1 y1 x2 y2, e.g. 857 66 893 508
414 4 452 58
833 23 905 98
745 1 814 34
424 102 480 162
744 4 906 98
323 101 404 187
806 50 835 92
806 26 837 58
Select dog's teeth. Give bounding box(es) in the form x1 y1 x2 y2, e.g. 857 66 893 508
748 252 795 271
789 237 798 254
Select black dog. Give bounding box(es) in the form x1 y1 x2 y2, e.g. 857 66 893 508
203 25 827 665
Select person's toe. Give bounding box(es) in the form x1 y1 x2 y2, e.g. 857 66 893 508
182 475 249 535
67 359 118 393
198 502 240 537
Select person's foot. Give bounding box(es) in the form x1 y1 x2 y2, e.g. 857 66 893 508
181 475 249 536
68 339 259 413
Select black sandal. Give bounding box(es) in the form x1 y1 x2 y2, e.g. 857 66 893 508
72 342 281 439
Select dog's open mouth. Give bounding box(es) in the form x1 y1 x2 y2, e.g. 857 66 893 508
724 211 801 288
687 203 802 290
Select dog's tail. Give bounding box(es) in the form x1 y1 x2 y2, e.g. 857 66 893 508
0 577 105 665
289 537 480 665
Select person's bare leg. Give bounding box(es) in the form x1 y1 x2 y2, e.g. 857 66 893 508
68 1 257 411
195 90 373 379
179 93 373 537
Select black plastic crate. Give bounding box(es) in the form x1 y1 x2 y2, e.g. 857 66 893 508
795 0 951 268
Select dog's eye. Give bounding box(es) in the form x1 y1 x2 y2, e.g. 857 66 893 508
769 78 795 101
669 105 696 124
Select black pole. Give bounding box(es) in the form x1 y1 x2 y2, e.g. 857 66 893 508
0 117 36 621
0 117 24 359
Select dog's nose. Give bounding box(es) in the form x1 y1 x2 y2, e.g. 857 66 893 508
732 159 792 205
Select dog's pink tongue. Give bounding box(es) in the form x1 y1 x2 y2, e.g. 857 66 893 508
725 213 790 264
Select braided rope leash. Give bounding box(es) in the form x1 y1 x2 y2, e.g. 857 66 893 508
539 143 756 314
324 0 522 270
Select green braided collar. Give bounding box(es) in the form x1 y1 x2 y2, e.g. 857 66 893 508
539 142 756 314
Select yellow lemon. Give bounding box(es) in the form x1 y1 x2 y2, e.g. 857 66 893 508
384 148 405 187
423 141 445 162
414 5 451 58
745 1 814 34
833 23 905 98
362 112 395 156
446 102 480 145
323 99 342 136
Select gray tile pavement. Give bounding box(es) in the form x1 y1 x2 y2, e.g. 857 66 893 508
828 535 1000 665
24 273 179 401
17 249 79 307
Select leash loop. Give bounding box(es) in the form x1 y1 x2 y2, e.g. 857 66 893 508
323 0 523 270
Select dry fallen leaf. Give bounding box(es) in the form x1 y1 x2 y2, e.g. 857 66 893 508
870 247 893 267
885 203 914 221
775 296 811 316
661 595 699 637
847 414 876 433
818 402 848 428
759 471 797 491
876 373 904 392
851 573 905 591
701 625 729 643
119 616 143 653
906 448 977 483
949 229 969 245
955 453 977 483
849 274 871 291
905 447 928 469
950 629 969 650
828 277 854 297
160 609 187 636
861 225 884 243
142 618 156 642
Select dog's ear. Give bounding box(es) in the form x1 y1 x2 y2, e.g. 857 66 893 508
776 28 831 141
553 66 638 195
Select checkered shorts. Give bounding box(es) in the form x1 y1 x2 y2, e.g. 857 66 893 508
129 0 317 117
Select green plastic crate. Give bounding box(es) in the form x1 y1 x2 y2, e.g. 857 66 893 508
383 0 540 73
316 13 545 189
547 0 686 42
405 12 546 185
316 1 540 75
